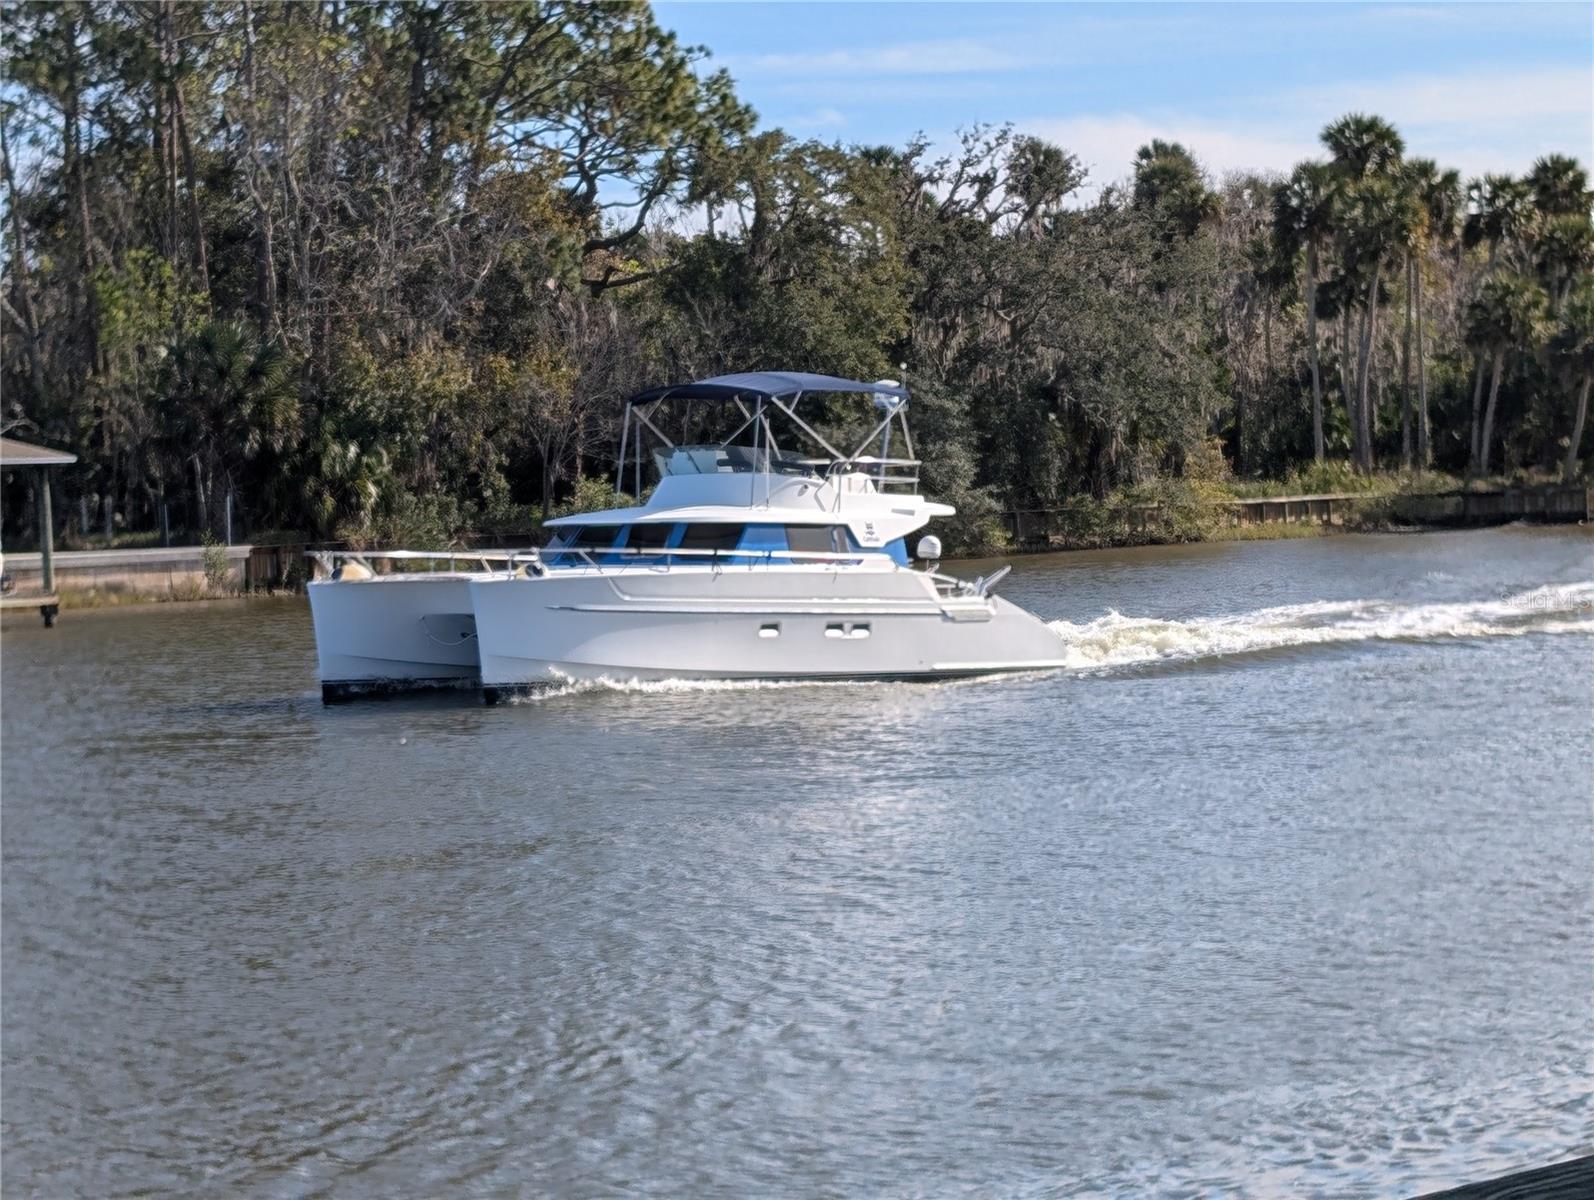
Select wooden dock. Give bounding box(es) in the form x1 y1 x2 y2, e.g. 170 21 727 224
0 590 61 626
2 435 77 627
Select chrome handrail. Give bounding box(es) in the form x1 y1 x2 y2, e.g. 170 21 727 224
509 544 896 573
306 548 526 579
822 456 921 493
653 452 923 494
308 543 949 580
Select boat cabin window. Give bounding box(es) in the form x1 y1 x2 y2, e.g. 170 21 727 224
625 523 672 550
738 525 788 553
677 523 743 552
543 524 623 564
785 525 849 555
564 525 623 548
547 521 888 565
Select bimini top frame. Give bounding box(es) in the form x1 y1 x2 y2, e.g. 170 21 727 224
615 371 918 498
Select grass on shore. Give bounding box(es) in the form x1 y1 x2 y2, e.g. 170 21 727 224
1204 521 1334 542
54 583 231 609
1221 463 1580 500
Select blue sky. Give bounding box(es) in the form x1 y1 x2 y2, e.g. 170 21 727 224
655 2 1594 195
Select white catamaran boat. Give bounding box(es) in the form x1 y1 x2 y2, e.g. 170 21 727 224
465 372 1068 700
306 550 511 701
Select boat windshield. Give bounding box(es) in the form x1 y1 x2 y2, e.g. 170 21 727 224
655 446 819 478
541 522 896 568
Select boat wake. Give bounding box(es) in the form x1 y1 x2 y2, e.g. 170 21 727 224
500 582 1594 700
1046 581 1594 672
506 674 888 703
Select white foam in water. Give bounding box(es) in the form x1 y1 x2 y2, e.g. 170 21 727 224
509 674 887 703
1046 581 1594 672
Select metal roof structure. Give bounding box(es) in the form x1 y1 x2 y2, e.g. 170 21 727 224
1 436 75 625
628 372 908 406
0 437 78 468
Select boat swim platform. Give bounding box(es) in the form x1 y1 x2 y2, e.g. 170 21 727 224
1412 1153 1593 1199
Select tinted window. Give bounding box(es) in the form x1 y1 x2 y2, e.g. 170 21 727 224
626 523 672 550
568 525 621 547
677 523 743 551
786 525 846 554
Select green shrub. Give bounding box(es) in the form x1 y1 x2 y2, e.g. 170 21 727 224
199 534 232 591
336 492 463 551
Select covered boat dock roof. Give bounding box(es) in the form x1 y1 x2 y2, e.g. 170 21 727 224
1 436 78 626
1 436 79 467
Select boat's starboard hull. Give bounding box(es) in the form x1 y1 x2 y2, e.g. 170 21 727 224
468 571 1066 696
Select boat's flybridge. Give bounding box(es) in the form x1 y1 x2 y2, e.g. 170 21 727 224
529 371 953 574
308 370 1069 700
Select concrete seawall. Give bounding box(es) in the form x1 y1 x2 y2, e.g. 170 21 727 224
1005 485 1591 549
3 545 252 599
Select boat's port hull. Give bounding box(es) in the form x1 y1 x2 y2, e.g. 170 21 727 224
322 676 481 704
308 574 485 701
468 570 1067 694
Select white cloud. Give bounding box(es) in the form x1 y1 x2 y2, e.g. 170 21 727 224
1289 65 1593 128
1019 63 1593 196
730 36 1032 77
1021 115 1315 197
785 106 848 131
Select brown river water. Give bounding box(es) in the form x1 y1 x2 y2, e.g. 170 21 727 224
3 526 1592 1196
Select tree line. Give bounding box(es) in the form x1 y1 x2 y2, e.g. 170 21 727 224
3 2 1590 551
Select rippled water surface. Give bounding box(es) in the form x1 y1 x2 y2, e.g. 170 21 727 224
4 527 1592 1197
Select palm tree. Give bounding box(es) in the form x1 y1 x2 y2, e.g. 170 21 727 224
1391 164 1433 468
1132 140 1219 238
1533 214 1594 314
1463 274 1546 476
163 320 299 535
1552 279 1594 482
1339 178 1393 470
1464 175 1534 272
1404 160 1461 467
297 415 391 538
1526 154 1590 218
1320 113 1405 181
1237 225 1295 473
1458 175 1536 474
1320 113 1405 471
1274 162 1338 461
1523 156 1592 315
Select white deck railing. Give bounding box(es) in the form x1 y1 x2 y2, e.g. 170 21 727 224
305 544 987 598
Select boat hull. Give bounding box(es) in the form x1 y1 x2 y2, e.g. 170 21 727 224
308 575 484 701
468 568 1066 698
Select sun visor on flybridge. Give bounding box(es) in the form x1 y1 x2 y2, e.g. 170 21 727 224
626 371 910 406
